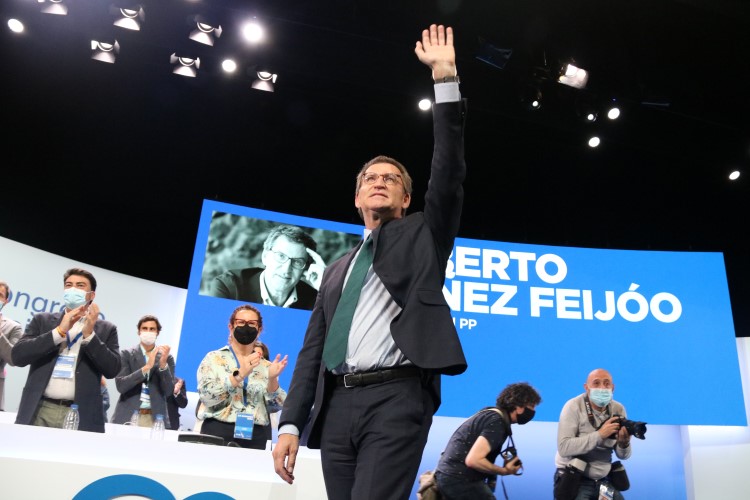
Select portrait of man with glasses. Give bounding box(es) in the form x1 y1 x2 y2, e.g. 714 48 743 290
208 224 322 309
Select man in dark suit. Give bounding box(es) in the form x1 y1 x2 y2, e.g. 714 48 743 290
166 376 188 430
12 268 120 433
272 24 467 500
112 315 175 428
209 224 320 309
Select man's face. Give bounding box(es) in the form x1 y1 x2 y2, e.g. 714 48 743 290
0 286 8 308
139 320 159 335
355 162 411 219
261 235 308 296
64 274 95 302
584 369 614 395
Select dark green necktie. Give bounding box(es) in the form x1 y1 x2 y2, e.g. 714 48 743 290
322 236 374 370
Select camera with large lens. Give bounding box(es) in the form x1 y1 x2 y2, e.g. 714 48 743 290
501 445 521 465
613 415 648 440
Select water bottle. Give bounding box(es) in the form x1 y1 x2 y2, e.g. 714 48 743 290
63 404 80 430
129 409 140 426
151 414 165 440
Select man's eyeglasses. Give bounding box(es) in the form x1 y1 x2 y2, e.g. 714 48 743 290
234 319 259 328
361 172 402 186
269 250 308 270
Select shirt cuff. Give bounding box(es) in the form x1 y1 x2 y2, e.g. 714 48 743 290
434 82 460 103
278 424 300 436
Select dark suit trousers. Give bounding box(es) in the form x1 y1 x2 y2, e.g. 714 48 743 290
319 375 435 500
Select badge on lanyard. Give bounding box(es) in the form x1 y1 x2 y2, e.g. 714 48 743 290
598 482 615 500
140 386 151 405
52 354 77 378
234 412 254 439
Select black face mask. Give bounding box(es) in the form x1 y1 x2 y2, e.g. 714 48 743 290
516 408 535 425
233 325 258 345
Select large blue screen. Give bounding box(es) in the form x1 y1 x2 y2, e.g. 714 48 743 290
179 200 746 426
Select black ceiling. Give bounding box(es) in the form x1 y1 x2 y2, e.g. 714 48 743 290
2 0 748 334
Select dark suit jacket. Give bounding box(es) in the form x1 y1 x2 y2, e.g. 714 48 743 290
111 344 175 427
280 99 469 448
12 311 121 433
166 377 188 430
209 267 318 310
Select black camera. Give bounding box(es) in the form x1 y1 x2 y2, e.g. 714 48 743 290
613 415 648 440
501 446 521 465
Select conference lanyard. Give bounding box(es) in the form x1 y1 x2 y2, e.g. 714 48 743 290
229 346 248 407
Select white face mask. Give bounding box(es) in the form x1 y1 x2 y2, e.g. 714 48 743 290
139 330 158 346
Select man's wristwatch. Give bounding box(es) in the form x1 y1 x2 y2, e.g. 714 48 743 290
434 75 460 84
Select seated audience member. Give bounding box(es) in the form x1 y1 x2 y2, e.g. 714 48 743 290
167 376 188 430
253 341 270 361
209 225 322 309
197 304 288 449
0 280 23 411
554 368 633 500
112 315 175 428
12 268 120 432
434 382 542 500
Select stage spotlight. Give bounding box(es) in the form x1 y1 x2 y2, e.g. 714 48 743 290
520 84 543 110
588 136 601 148
242 20 265 44
112 5 145 31
607 107 620 120
189 16 222 46
221 59 237 73
91 39 120 64
729 170 740 181
418 99 432 111
575 95 599 122
251 71 277 92
558 62 588 89
40 0 68 16
170 53 200 77
8 19 24 33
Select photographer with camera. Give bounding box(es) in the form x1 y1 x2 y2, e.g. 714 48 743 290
554 368 638 500
433 382 542 499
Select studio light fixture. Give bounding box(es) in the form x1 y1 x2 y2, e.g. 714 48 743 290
39 0 68 16
91 39 120 64
475 39 512 70
112 5 145 31
189 16 222 46
170 53 200 77
558 62 589 89
251 71 277 92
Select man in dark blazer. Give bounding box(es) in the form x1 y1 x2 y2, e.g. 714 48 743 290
112 315 175 428
209 224 320 310
12 268 120 433
273 24 467 500
166 376 188 430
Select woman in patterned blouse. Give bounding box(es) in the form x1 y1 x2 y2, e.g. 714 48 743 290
197 304 289 449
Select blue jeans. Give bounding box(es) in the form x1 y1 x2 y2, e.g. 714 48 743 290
435 471 495 500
